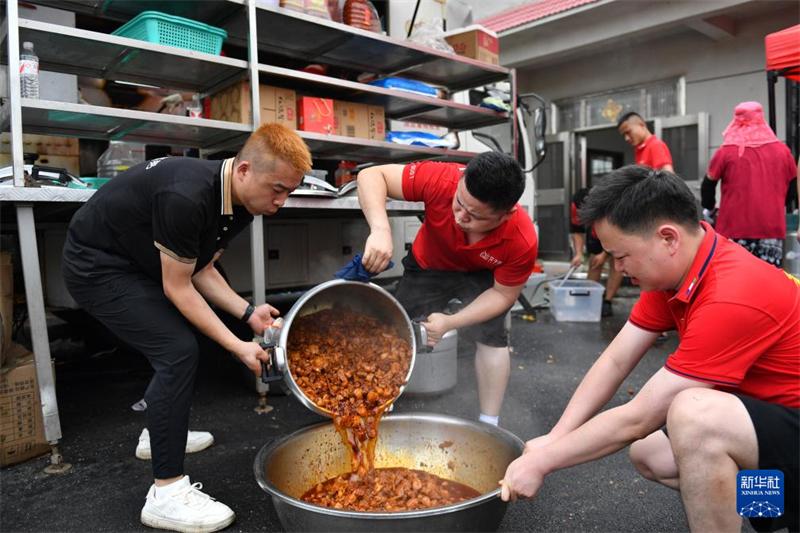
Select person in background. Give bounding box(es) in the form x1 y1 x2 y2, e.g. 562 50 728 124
357 153 538 428
570 188 624 317
500 166 799 533
701 101 798 267
618 111 674 341
62 124 312 533
618 112 674 172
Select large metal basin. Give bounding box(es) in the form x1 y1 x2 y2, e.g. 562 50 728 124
254 413 524 532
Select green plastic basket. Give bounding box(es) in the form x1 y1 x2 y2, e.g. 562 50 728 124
111 11 227 55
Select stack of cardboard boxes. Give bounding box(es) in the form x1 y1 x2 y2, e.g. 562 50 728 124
209 81 386 142
0 254 52 467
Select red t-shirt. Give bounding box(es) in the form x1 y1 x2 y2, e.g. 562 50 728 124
401 161 538 286
635 136 673 170
707 143 797 239
628 222 800 408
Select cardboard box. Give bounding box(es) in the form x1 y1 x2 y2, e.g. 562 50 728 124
209 82 296 130
0 252 11 366
333 101 385 140
298 97 335 135
367 105 386 141
1 343 52 467
334 101 369 139
444 26 499 65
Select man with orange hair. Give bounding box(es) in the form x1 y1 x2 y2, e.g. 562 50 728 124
62 124 312 533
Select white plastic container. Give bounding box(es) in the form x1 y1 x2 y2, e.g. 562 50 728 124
549 279 605 322
187 94 203 118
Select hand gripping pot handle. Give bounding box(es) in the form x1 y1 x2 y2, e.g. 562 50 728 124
259 343 285 384
412 317 432 353
260 323 287 384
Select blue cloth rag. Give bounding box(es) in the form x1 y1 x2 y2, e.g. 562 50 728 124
334 254 393 283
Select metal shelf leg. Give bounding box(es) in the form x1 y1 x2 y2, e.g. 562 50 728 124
16 204 71 474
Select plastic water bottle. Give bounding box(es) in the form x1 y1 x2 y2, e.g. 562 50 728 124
97 141 145 178
187 94 203 118
20 41 39 99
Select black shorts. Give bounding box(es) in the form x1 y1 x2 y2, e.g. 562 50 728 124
394 249 508 348
738 395 799 533
662 395 799 532
586 232 604 256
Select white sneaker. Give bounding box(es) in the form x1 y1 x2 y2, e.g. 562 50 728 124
141 476 235 533
136 429 214 460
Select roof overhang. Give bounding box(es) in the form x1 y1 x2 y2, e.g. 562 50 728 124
498 0 766 70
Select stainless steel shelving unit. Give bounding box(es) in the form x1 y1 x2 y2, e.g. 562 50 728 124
10 99 253 148
11 19 249 92
257 64 508 131
226 4 509 91
2 0 517 460
0 186 423 214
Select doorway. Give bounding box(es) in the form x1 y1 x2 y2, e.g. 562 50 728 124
534 114 708 260
587 149 624 187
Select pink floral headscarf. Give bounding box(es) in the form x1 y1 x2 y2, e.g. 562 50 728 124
721 101 779 157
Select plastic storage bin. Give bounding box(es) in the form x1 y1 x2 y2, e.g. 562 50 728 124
111 11 227 55
549 280 605 322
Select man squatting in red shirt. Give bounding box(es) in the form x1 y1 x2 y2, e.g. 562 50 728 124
501 165 799 533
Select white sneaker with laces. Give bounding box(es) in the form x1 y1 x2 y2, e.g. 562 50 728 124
141 476 235 533
136 429 214 460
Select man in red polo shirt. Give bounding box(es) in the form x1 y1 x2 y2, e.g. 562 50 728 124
500 166 799 532
358 152 538 427
618 112 674 172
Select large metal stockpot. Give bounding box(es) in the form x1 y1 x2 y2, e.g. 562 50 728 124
253 413 524 532
261 279 417 418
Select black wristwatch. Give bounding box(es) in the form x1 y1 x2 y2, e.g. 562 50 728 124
241 303 255 323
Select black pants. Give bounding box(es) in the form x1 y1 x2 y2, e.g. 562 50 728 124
395 249 508 347
62 266 199 479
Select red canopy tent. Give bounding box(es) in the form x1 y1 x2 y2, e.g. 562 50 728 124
765 24 799 131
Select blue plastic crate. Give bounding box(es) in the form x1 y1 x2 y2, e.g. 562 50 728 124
112 11 227 55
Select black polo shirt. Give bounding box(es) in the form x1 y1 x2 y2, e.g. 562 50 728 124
63 157 253 282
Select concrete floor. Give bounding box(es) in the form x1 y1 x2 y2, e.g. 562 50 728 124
0 287 745 532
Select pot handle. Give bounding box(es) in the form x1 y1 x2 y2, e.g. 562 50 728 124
259 342 284 384
412 317 433 353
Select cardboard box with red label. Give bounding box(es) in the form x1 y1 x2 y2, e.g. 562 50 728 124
444 25 499 66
